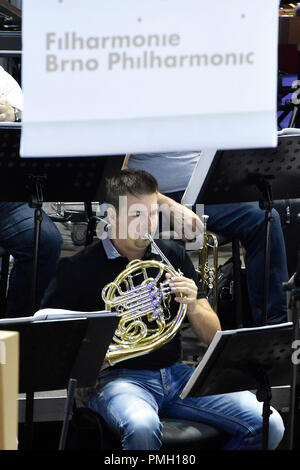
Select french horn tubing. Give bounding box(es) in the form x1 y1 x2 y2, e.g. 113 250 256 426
102 234 187 366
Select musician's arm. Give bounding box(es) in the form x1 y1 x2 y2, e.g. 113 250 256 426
167 273 221 345
157 192 203 241
186 297 221 345
122 153 203 240
0 95 15 122
0 66 23 120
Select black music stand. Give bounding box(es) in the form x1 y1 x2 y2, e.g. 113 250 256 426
0 124 124 315
194 133 300 326
283 249 300 450
0 310 119 450
180 322 294 450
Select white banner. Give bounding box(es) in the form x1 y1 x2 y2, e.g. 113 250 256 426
21 0 279 157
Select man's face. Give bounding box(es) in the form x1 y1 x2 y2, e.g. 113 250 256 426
114 192 159 251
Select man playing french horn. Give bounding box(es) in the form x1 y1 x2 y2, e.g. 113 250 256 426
42 168 284 450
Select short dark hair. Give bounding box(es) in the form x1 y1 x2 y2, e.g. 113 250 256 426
105 168 158 212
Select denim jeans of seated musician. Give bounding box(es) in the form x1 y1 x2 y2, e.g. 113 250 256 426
86 363 285 450
0 202 62 317
165 194 288 327
204 202 288 326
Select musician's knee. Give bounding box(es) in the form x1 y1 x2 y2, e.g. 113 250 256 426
247 407 285 450
268 408 285 450
122 408 163 450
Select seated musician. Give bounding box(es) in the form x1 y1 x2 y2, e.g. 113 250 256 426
125 152 289 327
42 168 285 450
0 66 62 317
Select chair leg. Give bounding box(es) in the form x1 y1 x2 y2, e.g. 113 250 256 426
0 253 10 316
232 239 243 328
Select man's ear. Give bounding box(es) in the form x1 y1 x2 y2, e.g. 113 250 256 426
107 205 117 225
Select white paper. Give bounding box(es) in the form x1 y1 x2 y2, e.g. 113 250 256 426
21 0 279 157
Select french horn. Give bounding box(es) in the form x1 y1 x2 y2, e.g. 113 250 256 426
102 234 187 366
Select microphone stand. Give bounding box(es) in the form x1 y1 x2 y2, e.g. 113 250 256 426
283 248 300 450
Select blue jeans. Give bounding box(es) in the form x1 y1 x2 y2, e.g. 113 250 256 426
86 363 285 450
204 202 288 326
0 202 62 317
166 194 288 327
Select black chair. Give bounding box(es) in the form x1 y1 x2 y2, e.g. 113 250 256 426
67 406 229 450
0 245 10 316
160 418 228 450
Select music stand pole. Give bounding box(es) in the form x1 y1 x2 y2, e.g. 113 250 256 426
59 378 77 450
255 369 273 450
283 249 300 450
23 177 46 445
28 176 46 315
249 174 275 326
24 390 35 449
